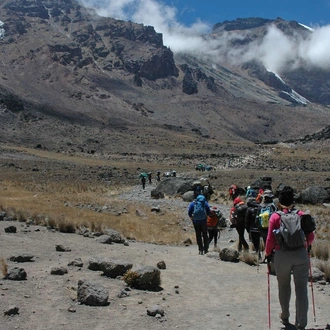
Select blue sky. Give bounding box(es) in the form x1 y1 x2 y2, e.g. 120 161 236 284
165 0 330 28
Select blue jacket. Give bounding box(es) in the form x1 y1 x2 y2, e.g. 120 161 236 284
188 195 210 223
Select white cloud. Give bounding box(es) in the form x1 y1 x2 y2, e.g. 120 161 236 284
79 0 330 73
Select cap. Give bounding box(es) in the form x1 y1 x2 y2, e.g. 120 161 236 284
263 190 274 198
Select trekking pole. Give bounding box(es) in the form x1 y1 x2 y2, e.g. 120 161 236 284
267 258 271 329
308 249 316 322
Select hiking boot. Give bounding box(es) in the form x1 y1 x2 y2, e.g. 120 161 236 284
281 318 289 325
199 251 203 255
204 250 209 254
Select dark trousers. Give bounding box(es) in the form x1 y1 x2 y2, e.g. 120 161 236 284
236 222 249 251
208 228 219 247
193 222 209 253
250 228 268 252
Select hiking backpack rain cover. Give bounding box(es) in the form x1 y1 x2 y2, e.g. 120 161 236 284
274 210 306 250
192 196 207 221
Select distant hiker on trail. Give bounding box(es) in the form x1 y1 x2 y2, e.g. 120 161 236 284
265 186 315 330
245 186 256 198
156 170 161 181
229 184 238 201
256 188 264 203
147 172 152 184
188 194 210 255
193 181 202 199
230 197 249 252
139 173 147 189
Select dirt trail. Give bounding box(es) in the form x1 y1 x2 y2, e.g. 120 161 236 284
0 183 329 330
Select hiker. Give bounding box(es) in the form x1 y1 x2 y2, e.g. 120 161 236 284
188 194 210 255
265 186 315 330
256 188 264 203
141 175 146 189
156 170 161 181
172 170 176 177
207 206 220 248
245 186 257 199
230 197 249 252
245 198 261 256
229 184 238 201
147 172 152 184
193 181 202 199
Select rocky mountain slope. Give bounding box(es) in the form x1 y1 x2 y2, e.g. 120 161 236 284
0 0 329 155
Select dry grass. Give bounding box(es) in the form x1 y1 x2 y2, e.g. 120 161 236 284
311 240 330 261
0 179 188 244
0 257 8 278
317 261 330 282
240 251 258 266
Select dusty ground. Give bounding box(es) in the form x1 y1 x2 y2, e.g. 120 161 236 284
1 183 330 330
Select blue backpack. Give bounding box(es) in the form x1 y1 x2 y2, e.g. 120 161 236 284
257 203 276 229
193 195 207 221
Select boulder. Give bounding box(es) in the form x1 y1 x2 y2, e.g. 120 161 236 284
103 229 125 243
219 248 239 262
77 280 109 306
301 186 330 204
126 266 161 291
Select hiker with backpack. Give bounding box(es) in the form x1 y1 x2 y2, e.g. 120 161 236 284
188 194 210 255
245 198 261 256
265 186 315 330
230 197 249 252
207 206 221 249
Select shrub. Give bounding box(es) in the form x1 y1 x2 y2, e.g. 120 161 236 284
123 270 140 287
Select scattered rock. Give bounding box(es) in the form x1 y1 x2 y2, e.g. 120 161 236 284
4 306 19 316
4 226 17 233
157 260 166 269
9 253 34 262
183 238 192 246
77 279 109 306
50 267 68 275
68 258 84 267
103 229 125 243
219 248 239 262
100 259 133 278
6 267 27 281
147 304 165 317
125 266 161 291
55 245 71 252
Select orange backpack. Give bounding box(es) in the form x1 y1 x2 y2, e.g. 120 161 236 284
207 211 219 228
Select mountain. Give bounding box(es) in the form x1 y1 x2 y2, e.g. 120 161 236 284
0 0 329 156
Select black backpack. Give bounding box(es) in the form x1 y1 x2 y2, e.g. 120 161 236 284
231 203 248 227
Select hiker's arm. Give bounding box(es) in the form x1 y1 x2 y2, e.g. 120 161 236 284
265 213 279 256
188 203 194 218
205 202 210 216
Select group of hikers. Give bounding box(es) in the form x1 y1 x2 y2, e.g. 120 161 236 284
139 170 177 189
189 181 316 330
